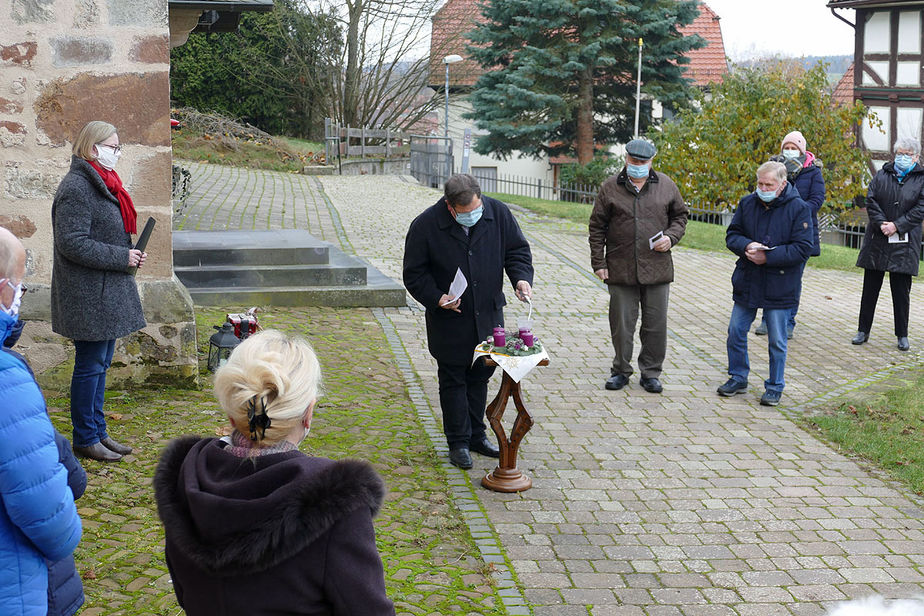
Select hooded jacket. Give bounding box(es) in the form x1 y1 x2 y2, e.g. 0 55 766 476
588 168 689 285
726 183 813 309
771 151 826 257
0 311 82 615
856 161 924 276
154 436 395 616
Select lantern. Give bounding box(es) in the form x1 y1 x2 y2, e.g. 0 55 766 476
208 322 240 372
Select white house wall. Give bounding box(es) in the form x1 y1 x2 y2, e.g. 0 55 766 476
443 96 554 188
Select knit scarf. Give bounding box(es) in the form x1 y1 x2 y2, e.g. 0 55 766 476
88 160 137 234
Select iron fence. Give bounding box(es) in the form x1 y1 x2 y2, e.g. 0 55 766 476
408 163 911 258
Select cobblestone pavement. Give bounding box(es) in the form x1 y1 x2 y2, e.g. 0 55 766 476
181 164 924 615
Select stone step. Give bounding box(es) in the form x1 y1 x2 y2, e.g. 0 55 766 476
175 260 366 289
173 229 330 267
172 229 407 307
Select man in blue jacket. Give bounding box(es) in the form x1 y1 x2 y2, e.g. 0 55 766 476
717 162 813 406
0 227 82 615
404 174 534 469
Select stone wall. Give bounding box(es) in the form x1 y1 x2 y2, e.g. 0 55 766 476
1 0 197 386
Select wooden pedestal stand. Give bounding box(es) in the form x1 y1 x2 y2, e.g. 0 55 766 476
481 357 548 493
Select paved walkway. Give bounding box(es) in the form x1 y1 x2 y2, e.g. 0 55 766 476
180 162 924 615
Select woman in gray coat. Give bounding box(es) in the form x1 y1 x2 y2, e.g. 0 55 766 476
51 121 146 462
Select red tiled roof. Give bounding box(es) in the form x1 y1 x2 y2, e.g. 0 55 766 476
429 0 728 88
677 2 728 87
832 62 855 106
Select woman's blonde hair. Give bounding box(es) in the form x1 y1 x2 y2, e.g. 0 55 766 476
213 329 322 445
72 121 116 160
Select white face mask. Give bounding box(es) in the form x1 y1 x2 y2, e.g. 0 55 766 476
0 280 23 318
95 143 121 170
782 149 801 159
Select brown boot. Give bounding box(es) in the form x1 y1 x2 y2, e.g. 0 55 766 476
74 442 122 462
100 437 132 455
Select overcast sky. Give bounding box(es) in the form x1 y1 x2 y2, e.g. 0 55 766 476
702 0 856 60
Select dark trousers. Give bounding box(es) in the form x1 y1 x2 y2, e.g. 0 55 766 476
70 339 115 447
437 357 496 449
608 282 670 379
858 269 912 337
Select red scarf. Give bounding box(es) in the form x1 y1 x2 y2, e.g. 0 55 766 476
88 160 137 234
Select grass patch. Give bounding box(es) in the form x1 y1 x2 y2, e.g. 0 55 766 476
45 307 504 615
491 190 862 271
171 129 308 173
802 376 924 496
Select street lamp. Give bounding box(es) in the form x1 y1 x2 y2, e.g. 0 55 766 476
443 54 463 182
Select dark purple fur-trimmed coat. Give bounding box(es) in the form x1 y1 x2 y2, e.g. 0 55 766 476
153 436 395 616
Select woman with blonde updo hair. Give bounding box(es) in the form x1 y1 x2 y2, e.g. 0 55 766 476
154 329 395 615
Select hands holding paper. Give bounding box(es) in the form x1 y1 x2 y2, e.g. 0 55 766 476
440 267 467 312
745 242 769 265
648 231 671 252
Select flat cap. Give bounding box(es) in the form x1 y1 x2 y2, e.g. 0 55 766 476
625 138 657 161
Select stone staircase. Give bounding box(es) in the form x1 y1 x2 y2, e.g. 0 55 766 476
173 229 406 307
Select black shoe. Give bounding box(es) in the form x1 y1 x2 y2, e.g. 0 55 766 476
717 378 748 397
449 447 473 469
101 437 132 455
898 336 910 351
640 377 663 393
605 374 630 390
760 390 782 406
74 442 122 462
469 436 500 458
851 331 869 345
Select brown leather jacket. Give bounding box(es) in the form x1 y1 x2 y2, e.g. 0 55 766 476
588 168 688 285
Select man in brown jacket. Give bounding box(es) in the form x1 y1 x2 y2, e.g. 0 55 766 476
588 139 688 393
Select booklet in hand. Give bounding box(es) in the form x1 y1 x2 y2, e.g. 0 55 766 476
128 217 156 276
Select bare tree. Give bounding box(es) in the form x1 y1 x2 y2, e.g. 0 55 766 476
290 0 452 131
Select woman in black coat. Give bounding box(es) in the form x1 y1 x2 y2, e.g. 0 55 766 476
154 329 395 616
852 137 924 351
51 121 147 462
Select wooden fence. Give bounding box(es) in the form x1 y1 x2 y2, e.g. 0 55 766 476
324 119 412 160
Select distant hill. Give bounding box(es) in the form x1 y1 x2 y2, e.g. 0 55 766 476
733 55 852 84
797 55 852 74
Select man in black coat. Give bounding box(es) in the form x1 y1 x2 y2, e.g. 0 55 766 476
403 174 534 469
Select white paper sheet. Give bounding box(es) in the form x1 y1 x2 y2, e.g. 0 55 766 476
889 232 909 244
440 267 468 305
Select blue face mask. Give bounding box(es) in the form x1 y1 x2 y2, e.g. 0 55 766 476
626 163 650 179
756 188 778 203
455 205 483 228
895 154 914 171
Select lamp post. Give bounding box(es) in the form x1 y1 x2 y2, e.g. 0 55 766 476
443 54 463 182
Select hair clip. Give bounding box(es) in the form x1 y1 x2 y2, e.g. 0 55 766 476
246 396 271 441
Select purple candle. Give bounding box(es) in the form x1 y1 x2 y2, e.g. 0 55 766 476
493 326 505 347
521 331 534 347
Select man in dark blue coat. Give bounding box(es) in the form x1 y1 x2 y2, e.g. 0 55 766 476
717 161 813 407
403 174 534 469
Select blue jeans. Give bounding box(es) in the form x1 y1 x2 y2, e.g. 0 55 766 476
727 304 789 393
761 262 806 330
70 339 115 447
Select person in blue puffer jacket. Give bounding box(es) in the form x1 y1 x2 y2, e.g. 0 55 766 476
754 130 826 338
0 227 82 615
717 161 813 408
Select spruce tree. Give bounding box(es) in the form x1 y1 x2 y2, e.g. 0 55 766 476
465 0 704 163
